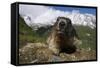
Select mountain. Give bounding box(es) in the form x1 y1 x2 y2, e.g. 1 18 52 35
19 16 50 48
21 10 96 30
19 15 33 34
19 15 35 48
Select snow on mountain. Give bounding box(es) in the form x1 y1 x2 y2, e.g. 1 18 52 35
19 4 96 30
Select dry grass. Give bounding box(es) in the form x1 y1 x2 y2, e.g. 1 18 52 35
19 43 96 64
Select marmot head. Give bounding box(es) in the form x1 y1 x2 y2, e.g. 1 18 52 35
54 17 76 38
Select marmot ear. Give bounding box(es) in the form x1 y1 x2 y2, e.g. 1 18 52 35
68 19 72 27
56 16 62 22
54 17 61 27
56 17 60 22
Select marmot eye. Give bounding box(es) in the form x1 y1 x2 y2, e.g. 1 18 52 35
59 21 65 26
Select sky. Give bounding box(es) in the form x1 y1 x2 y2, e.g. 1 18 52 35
19 4 96 17
19 4 96 29
50 6 96 15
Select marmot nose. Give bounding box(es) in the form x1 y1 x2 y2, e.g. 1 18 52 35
59 21 65 27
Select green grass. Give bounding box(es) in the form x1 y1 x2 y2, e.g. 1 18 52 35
74 25 96 50
19 16 48 48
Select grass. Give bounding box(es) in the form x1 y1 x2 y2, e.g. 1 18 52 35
74 25 96 50
19 16 48 48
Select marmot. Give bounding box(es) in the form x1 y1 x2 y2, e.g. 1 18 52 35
47 17 81 55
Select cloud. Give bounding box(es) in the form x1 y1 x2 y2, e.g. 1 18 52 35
19 4 96 29
19 4 49 18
